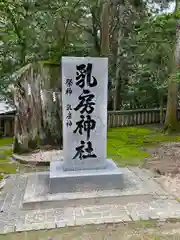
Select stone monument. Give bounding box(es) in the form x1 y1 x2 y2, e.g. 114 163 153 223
50 57 123 193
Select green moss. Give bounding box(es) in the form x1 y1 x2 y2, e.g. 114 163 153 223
0 158 9 163
134 220 156 228
0 148 13 163
0 163 17 174
49 65 60 88
175 197 180 203
107 126 180 166
163 122 180 134
117 147 150 162
0 141 17 175
13 138 31 154
1 149 13 157
28 139 39 150
0 138 13 147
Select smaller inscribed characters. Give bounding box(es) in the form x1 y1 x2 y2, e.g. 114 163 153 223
66 104 73 127
65 78 73 127
65 78 73 95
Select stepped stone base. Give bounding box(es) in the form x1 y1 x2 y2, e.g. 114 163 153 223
49 159 124 193
22 167 167 210
0 169 179 234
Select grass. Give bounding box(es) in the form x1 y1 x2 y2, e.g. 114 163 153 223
0 126 180 175
0 137 13 147
0 137 16 177
1 148 13 157
107 126 180 166
1 126 180 172
0 163 17 174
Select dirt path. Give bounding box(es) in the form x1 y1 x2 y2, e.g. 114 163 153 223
144 142 180 199
2 221 180 240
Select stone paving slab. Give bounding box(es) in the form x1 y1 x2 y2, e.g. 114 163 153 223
23 168 167 210
0 168 180 234
5 199 180 233
128 167 169 196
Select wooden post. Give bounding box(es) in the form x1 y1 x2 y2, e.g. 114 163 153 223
4 119 11 136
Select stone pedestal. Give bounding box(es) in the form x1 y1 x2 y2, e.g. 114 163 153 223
49 159 124 193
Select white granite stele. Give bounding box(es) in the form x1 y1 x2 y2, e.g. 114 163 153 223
49 57 123 193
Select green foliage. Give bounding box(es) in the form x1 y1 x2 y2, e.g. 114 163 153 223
109 0 176 110
0 0 176 109
125 13 176 109
0 0 95 100
107 126 180 166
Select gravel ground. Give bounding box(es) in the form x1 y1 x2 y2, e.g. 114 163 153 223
146 142 180 199
156 174 180 199
13 150 63 163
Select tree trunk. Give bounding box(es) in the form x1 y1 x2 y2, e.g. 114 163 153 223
160 96 164 125
113 3 126 110
13 62 62 153
164 0 180 132
164 76 179 132
91 7 101 56
100 0 110 56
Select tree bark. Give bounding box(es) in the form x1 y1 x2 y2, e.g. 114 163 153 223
13 62 62 153
164 0 180 132
160 96 164 125
90 6 101 55
113 3 126 110
100 0 110 56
